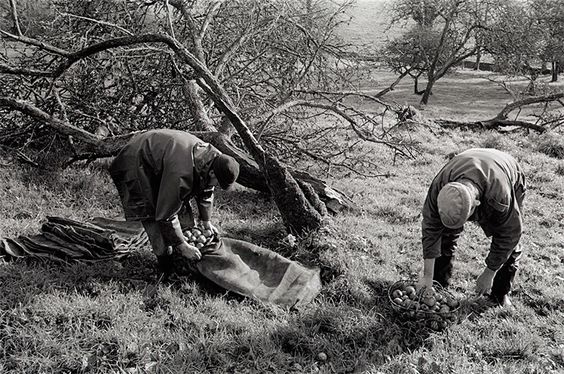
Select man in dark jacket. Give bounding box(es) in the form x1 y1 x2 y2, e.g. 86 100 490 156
418 148 526 307
109 129 240 277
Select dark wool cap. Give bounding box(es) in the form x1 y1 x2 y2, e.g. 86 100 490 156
213 154 240 190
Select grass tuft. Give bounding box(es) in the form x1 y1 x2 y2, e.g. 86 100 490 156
534 132 564 159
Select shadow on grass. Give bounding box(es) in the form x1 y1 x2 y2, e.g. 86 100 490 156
265 277 446 373
0 252 469 373
0 250 249 310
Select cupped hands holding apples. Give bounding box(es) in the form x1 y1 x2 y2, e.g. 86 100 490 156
182 223 218 252
200 220 219 235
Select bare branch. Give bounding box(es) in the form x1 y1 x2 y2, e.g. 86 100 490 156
496 92 564 120
214 31 253 77
164 0 176 39
52 87 69 123
0 97 101 142
0 96 137 156
435 118 547 133
168 0 204 61
0 29 71 57
249 99 412 158
0 62 54 77
58 12 134 36
200 1 224 40
295 90 400 110
483 76 518 100
374 69 411 97
9 0 23 36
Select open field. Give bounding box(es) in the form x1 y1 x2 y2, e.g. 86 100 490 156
1 66 564 373
361 68 564 121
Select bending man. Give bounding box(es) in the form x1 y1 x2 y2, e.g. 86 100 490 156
418 148 526 307
109 129 240 278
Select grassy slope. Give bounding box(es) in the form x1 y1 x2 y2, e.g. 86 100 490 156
1 83 564 374
2 3 564 374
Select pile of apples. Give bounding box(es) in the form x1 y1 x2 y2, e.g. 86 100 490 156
182 227 216 248
389 282 460 330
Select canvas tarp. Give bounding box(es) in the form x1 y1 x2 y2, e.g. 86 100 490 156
188 237 321 309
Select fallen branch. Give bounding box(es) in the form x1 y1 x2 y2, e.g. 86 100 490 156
434 92 564 133
0 97 356 213
496 92 564 120
435 118 547 133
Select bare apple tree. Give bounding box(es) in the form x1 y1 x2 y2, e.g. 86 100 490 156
384 0 503 105
0 0 415 233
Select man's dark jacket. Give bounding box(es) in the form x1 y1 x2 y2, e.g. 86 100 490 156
421 148 526 271
110 129 221 246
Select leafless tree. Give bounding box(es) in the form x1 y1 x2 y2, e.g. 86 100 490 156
0 0 415 234
386 0 502 104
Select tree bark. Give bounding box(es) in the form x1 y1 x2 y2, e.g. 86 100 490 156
552 61 559 83
183 79 217 132
413 76 421 95
420 76 434 105
474 49 481 71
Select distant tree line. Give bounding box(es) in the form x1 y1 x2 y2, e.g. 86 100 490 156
383 0 564 105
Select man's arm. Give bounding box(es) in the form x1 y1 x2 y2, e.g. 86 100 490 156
196 186 214 223
418 186 444 290
421 185 444 260
474 198 522 295
485 202 523 271
417 258 436 292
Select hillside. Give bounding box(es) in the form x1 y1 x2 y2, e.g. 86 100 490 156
1 1 564 373
1 107 564 373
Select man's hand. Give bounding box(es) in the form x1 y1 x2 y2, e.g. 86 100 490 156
417 275 434 296
475 267 497 295
200 220 219 234
175 242 202 261
417 258 436 296
417 276 433 291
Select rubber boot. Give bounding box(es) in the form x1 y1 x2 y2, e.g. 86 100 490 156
433 255 455 289
490 248 521 307
156 254 175 282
